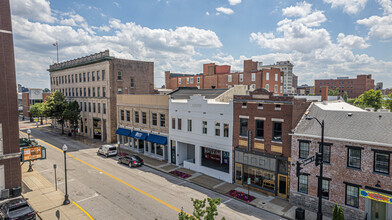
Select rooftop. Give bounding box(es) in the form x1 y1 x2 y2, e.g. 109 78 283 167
169 87 228 100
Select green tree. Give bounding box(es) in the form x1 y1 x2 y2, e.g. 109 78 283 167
30 103 46 125
343 91 348 102
354 89 383 110
328 88 339 96
332 204 345 220
63 101 81 136
44 91 67 134
179 198 225 220
347 98 356 104
384 93 392 110
337 206 345 220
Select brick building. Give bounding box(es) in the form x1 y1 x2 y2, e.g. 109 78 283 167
290 103 392 219
165 60 283 95
21 89 51 119
0 0 21 192
233 89 310 199
257 61 297 94
49 50 154 143
314 75 374 98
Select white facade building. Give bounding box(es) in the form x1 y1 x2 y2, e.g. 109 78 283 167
169 89 240 183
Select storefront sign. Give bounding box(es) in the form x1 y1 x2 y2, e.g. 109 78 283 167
360 189 392 204
22 146 46 162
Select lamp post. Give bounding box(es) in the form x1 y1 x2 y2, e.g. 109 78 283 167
62 144 70 205
306 116 324 220
27 129 33 172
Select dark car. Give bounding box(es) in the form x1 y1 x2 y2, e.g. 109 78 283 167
0 198 36 220
118 155 144 167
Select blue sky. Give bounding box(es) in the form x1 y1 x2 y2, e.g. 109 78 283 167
10 0 392 89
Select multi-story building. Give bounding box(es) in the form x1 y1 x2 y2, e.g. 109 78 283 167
232 89 310 199
49 50 154 143
296 84 315 96
21 89 51 119
116 94 169 160
290 102 392 219
0 0 21 193
258 61 297 95
165 60 283 95
375 82 383 90
168 86 248 183
314 75 374 98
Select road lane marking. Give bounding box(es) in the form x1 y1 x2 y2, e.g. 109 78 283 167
58 179 75 185
21 131 190 216
73 201 94 220
222 199 233 204
77 192 99 203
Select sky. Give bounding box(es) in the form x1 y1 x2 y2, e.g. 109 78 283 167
10 0 392 89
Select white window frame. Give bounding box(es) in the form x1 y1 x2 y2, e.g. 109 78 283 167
190 77 194 84
274 85 278 93
239 74 243 82
251 73 256 81
179 78 182 84
266 84 269 91
266 72 269 80
228 75 232 82
187 119 192 132
275 73 278 81
187 78 189 84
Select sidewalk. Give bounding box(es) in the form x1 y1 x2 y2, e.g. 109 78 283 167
34 125 331 220
20 132 92 220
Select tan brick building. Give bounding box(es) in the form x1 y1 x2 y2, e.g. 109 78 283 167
116 94 169 160
21 89 51 119
232 89 310 199
165 60 283 95
49 50 154 143
0 0 21 193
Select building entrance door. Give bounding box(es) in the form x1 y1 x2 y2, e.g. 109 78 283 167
278 174 288 199
235 163 243 184
371 200 386 220
171 146 176 164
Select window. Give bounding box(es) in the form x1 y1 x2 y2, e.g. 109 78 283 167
80 88 82 97
97 70 100 80
126 110 130 121
374 152 390 174
187 78 189 84
251 73 256 81
223 123 229 137
298 175 308 194
120 110 124 121
84 102 86 112
202 121 207 134
79 73 81 82
242 102 247 108
93 87 95 97
258 103 263 109
239 74 243 82
190 77 193 84
274 85 278 93
93 103 96 113
197 77 200 83
172 118 176 129
347 147 361 169
240 118 248 137
75 88 78 97
280 86 283 93
102 70 105 80
88 88 91 97
179 78 181 84
228 75 232 82
178 118 182 130
255 120 264 139
118 87 123 94
92 71 95 81
187 119 192 132
299 141 310 159
321 144 331 163
98 103 101 113
321 179 330 200
72 75 74 83
215 122 221 136
266 72 269 80
88 103 91 112
272 122 282 142
118 71 122 80
130 78 134 88
87 72 90 81
97 87 100 97
158 114 165 127
134 111 139 123
345 184 359 208
275 104 281 110
103 87 106 97
266 84 269 91
142 112 146 124
103 103 106 114
152 113 157 126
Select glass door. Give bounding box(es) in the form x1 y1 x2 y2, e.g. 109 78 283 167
278 174 287 199
371 200 386 220
171 140 176 164
235 163 243 184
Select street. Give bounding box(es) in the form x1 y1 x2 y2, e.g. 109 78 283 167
21 126 284 220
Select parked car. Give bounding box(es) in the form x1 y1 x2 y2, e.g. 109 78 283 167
0 198 36 220
118 155 144 167
97 145 117 157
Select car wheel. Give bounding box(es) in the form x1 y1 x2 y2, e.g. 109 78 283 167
128 163 133 168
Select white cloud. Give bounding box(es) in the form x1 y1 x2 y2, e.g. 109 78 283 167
323 0 367 14
10 0 56 23
378 0 392 14
337 33 370 49
113 2 120 7
206 11 210 16
282 1 312 17
216 7 234 15
357 0 392 39
228 0 242 6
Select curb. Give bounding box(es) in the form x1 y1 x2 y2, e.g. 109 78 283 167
21 193 43 220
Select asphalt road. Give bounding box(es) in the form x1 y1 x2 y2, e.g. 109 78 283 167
23 127 285 220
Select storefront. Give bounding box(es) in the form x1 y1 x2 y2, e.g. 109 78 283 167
130 131 148 153
201 147 230 173
234 149 289 199
361 188 392 220
115 128 132 146
146 134 168 160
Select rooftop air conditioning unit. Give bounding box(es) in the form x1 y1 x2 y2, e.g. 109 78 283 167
0 189 9 200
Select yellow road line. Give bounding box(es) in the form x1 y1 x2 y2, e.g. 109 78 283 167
72 201 94 220
20 131 187 216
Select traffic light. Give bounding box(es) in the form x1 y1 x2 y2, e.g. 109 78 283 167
315 152 323 166
296 161 303 177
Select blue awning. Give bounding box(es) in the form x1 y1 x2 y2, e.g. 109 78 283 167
146 134 167 145
130 131 148 140
115 128 132 136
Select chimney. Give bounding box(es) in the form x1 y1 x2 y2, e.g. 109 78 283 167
244 60 257 72
321 86 328 101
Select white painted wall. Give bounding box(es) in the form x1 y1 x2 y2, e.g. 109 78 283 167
169 94 233 183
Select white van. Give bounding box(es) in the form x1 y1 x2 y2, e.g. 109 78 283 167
97 145 118 157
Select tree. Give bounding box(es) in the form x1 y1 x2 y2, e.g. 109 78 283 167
343 91 348 102
179 198 225 220
44 91 67 134
354 89 383 110
332 204 345 220
347 98 356 104
29 103 46 125
384 93 392 110
328 88 339 96
63 101 81 136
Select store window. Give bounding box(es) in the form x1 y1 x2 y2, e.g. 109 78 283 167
202 121 207 134
298 175 308 194
152 113 157 126
201 147 229 173
299 141 310 159
272 122 282 142
243 165 275 191
135 111 140 123
345 184 359 208
157 145 163 156
347 147 361 169
142 112 147 124
240 118 248 137
255 120 264 139
160 114 165 127
223 123 229 137
374 152 390 174
215 122 220 136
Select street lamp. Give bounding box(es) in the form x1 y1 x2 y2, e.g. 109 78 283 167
305 115 324 220
27 129 33 172
62 144 70 205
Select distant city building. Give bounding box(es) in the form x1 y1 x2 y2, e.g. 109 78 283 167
258 61 297 94
49 50 155 143
0 0 21 193
165 60 283 96
296 84 314 95
375 82 383 90
314 74 374 98
21 88 51 119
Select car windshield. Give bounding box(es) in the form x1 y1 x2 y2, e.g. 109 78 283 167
109 147 117 151
133 156 142 161
9 204 29 212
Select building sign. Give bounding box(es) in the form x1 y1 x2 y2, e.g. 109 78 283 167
360 189 392 204
22 146 47 162
135 132 143 138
